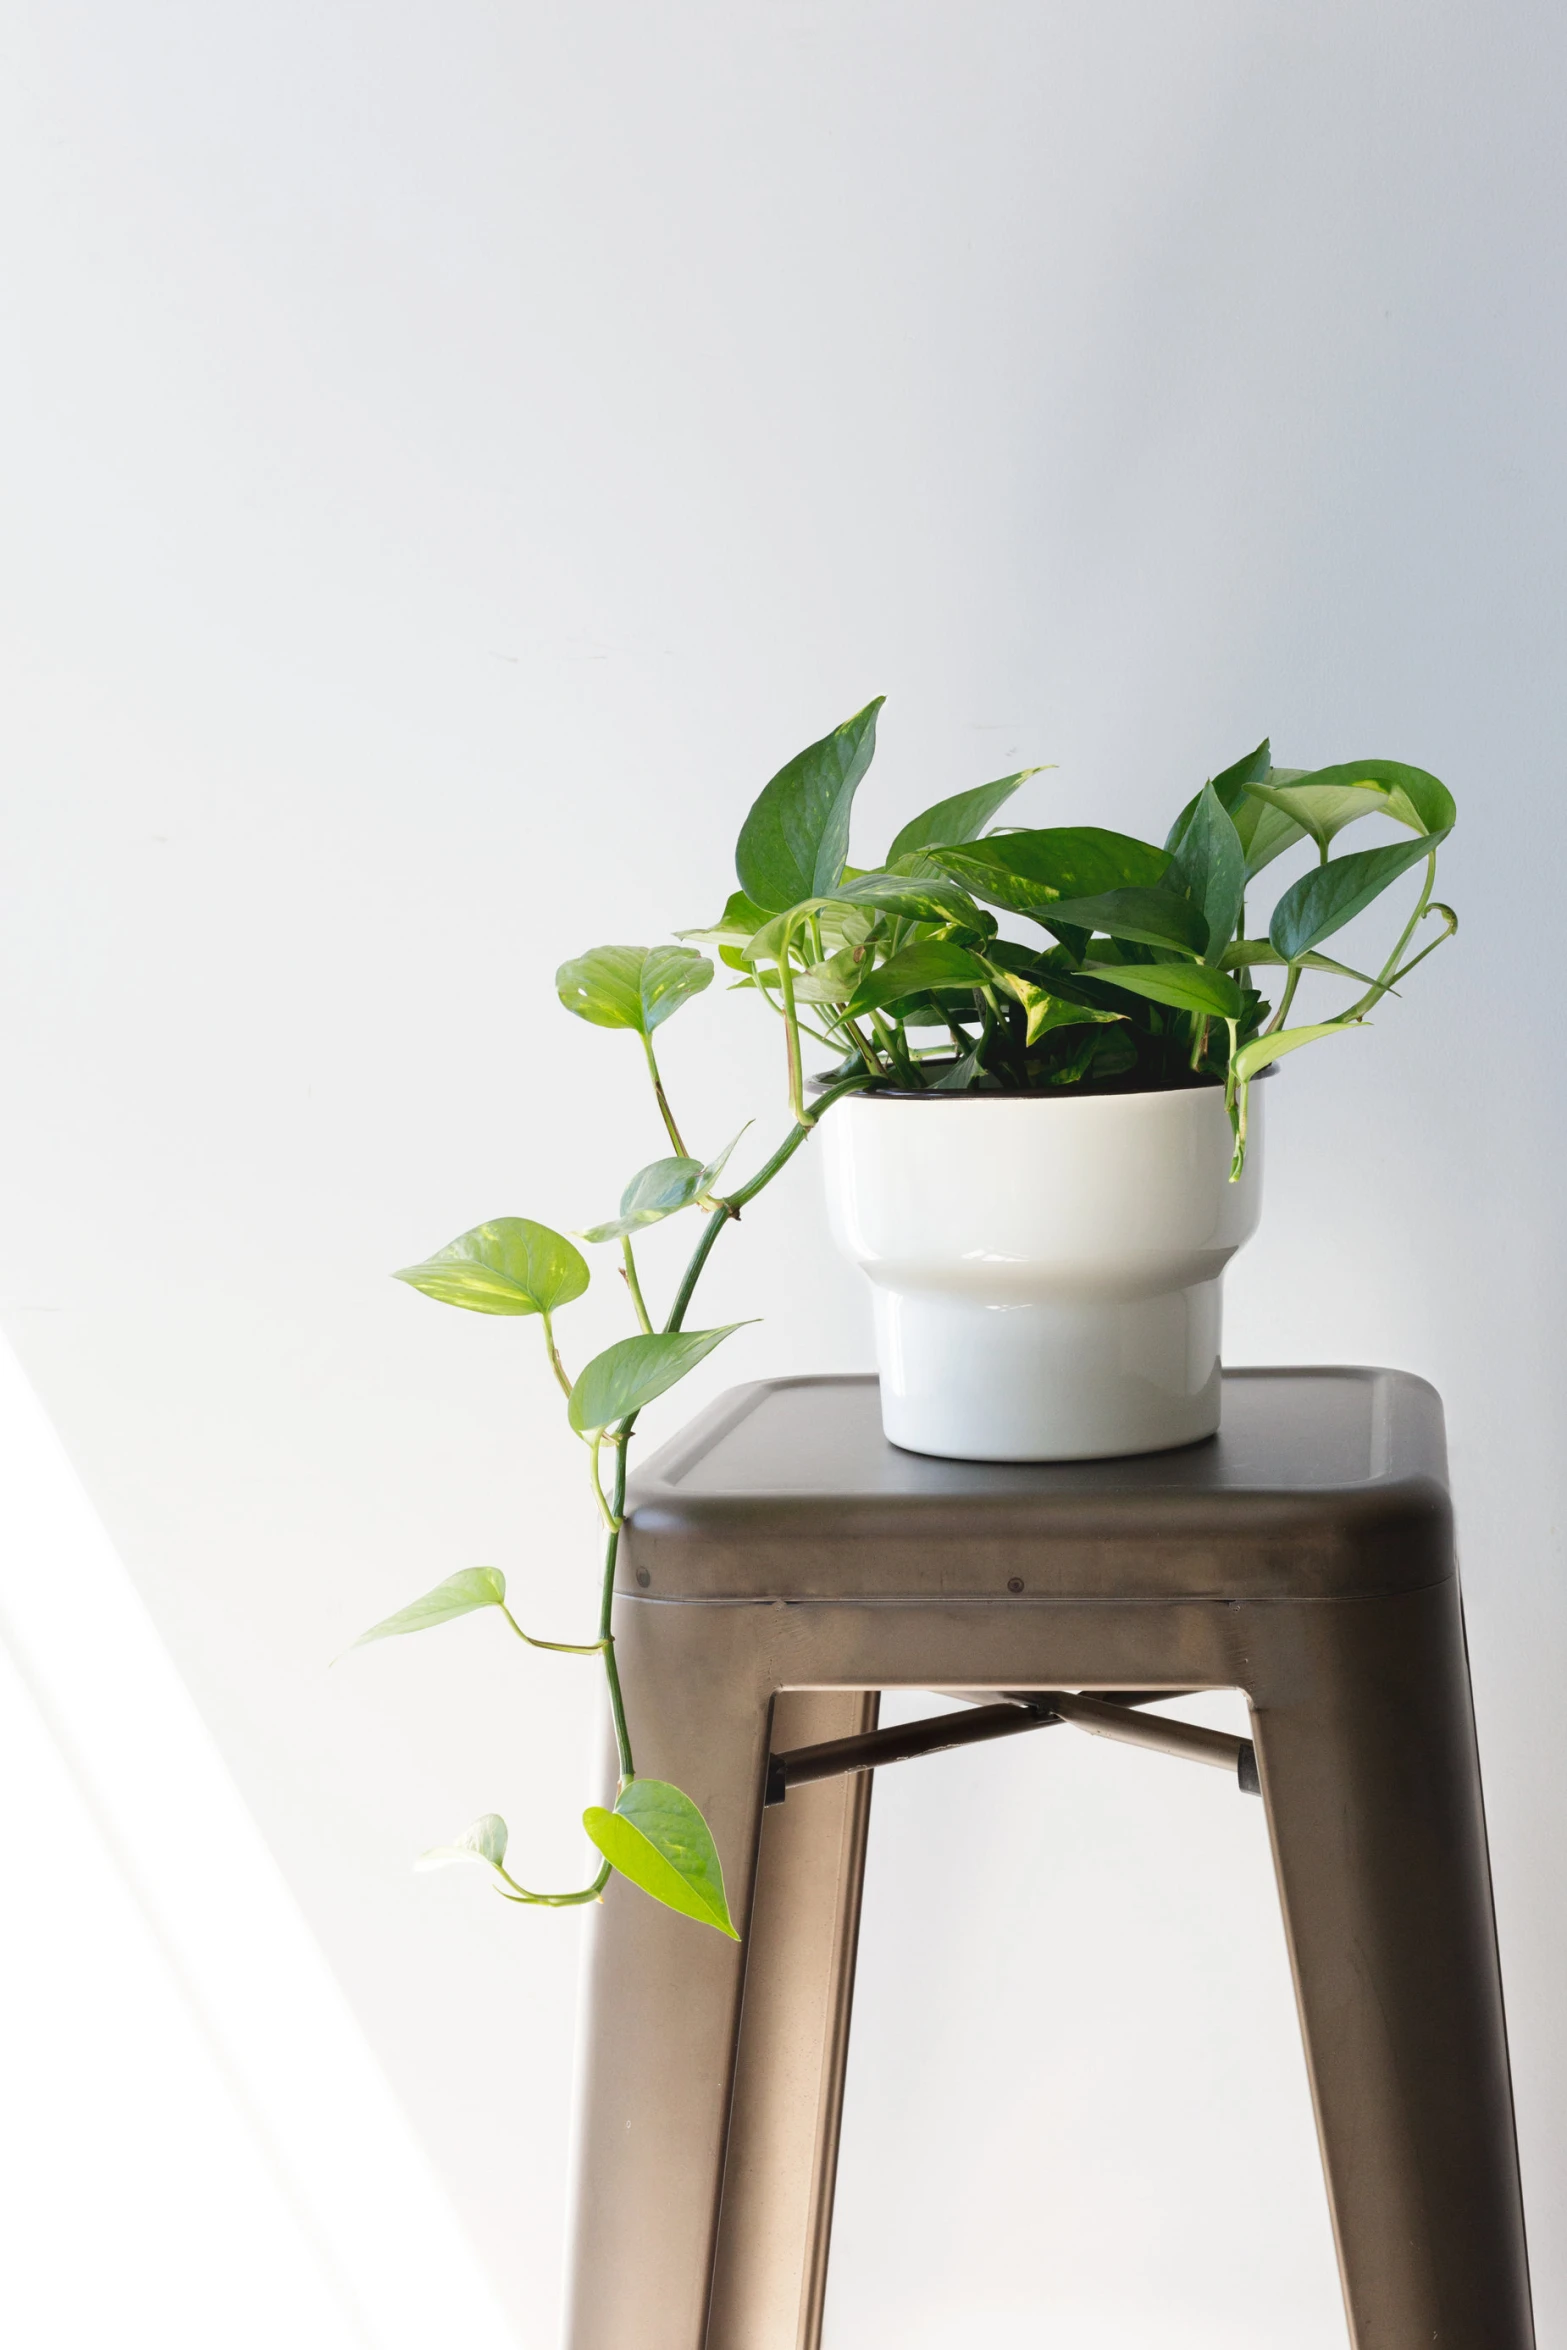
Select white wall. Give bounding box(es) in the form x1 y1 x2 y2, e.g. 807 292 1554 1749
1 3 1563 2343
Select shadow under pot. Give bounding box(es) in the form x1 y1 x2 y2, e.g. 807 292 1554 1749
820 1078 1264 1463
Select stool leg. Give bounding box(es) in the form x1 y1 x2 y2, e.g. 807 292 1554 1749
563 1604 841 2350
706 1690 878 2350
1252 1580 1534 2349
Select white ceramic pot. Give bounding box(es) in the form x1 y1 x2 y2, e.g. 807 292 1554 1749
821 1082 1264 1462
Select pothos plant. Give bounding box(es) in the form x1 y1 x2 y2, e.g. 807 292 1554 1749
353 699 1455 1937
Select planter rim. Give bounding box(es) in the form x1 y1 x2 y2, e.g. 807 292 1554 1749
809 1066 1273 1103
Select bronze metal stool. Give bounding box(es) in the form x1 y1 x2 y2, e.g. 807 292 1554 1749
564 1369 1533 2350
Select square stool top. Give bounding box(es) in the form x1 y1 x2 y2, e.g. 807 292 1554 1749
620 1369 1452 1604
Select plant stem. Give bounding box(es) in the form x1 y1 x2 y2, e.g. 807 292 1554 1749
1266 963 1303 1034
1384 905 1458 990
664 1201 733 1334
620 1235 653 1333
587 1437 621 1536
640 1032 689 1156
776 917 809 1125
590 1074 876 1808
830 1011 882 1077
494 1859 613 1909
500 1608 607 1657
597 1437 634 1785
540 1311 573 1402
751 969 840 1046
1342 849 1439 1022
870 1008 914 1085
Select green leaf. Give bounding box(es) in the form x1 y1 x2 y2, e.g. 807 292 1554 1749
886 769 1043 862
846 940 990 1018
567 1325 749 1437
1084 961 1244 1019
579 1157 704 1244
1237 760 1454 871
1278 759 1455 838
790 945 864 1003
933 826 1168 914
1165 740 1271 850
1232 1019 1360 1086
1207 738 1273 811
1223 939 1379 985
579 1131 748 1241
1236 770 1311 877
556 944 714 1035
696 1129 747 1198
395 1219 589 1317
415 1813 513 1890
676 890 771 950
354 1567 507 1647
1042 887 1208 956
928 1043 993 1090
1269 830 1448 961
1040 1027 1110 1086
582 1779 738 1937
987 967 1124 1045
735 699 885 913
1162 783 1245 960
1242 779 1390 853
641 945 716 1030
824 871 988 927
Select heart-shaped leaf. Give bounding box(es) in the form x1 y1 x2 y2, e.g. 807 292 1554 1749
1223 940 1379 984
1043 888 1208 957
579 1130 748 1242
823 871 988 928
415 1813 513 1891
735 699 884 913
583 1779 737 1936
1276 759 1454 838
847 940 989 1018
567 1325 749 1437
1269 830 1448 961
1232 1018 1360 1086
693 1128 747 1199
580 1157 704 1244
641 945 715 1030
1162 783 1245 960
1207 738 1273 811
676 890 771 950
1242 779 1391 853
1084 961 1244 1019
1236 771 1311 877
988 969 1124 1045
928 1042 992 1090
354 1567 507 1647
934 826 1168 913
1166 740 1272 850
886 769 1043 862
556 944 714 1034
790 945 865 1003
395 1219 589 1316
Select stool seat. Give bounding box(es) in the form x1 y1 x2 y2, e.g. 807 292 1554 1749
564 1369 1533 2350
621 1367 1451 1599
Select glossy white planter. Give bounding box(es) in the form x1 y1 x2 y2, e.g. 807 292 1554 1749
822 1083 1263 1462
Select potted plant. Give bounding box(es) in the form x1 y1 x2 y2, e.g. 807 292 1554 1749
351 701 1455 1936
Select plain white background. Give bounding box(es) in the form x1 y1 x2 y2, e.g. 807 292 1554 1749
1 3 1563 2342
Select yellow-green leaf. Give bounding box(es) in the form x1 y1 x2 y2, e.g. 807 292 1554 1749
395 1219 588 1316
582 1779 738 1937
354 1568 507 1647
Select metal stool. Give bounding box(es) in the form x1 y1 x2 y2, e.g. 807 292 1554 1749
564 1369 1533 2349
